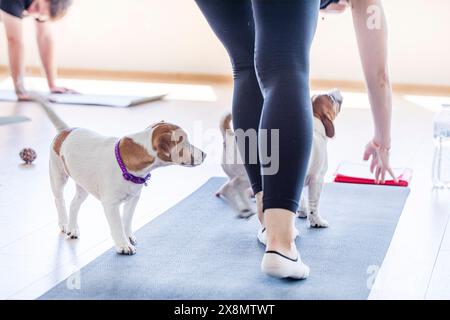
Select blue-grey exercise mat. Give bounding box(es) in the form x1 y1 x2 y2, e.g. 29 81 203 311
0 116 30 126
39 178 410 300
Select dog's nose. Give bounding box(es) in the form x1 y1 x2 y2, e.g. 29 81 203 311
329 89 343 107
202 151 207 161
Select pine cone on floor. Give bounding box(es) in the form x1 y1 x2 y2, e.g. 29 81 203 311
19 148 37 164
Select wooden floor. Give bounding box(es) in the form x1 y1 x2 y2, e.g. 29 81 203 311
0 77 449 300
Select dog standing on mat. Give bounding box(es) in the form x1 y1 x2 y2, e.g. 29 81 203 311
216 113 256 218
218 89 343 227
298 89 343 227
32 95 206 255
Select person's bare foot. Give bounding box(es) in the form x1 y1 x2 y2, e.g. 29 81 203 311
261 250 309 279
264 208 298 257
260 208 309 279
257 226 299 246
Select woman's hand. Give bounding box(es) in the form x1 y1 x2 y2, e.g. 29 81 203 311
50 86 79 94
363 139 397 184
15 87 32 101
16 92 33 101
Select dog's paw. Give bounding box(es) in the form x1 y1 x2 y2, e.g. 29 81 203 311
309 215 329 228
66 226 80 239
297 209 307 219
116 243 136 255
59 224 69 234
128 235 137 246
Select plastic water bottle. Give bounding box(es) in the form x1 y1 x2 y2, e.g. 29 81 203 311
432 106 450 188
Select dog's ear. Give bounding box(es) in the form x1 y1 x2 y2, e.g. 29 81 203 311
321 116 335 138
155 132 173 162
151 122 180 162
312 95 336 138
119 137 154 171
312 95 325 116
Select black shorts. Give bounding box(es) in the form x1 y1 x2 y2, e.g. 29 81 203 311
0 0 34 19
320 0 341 9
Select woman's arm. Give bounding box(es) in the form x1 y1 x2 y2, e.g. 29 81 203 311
350 0 396 182
1 11 28 99
351 0 391 147
35 20 57 90
35 20 77 93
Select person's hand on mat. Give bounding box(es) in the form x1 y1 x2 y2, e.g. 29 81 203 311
17 93 33 101
15 88 33 101
50 86 79 94
363 140 398 184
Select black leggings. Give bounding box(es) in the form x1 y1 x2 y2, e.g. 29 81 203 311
195 0 320 213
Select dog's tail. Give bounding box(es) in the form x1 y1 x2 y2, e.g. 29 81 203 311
220 112 232 138
30 94 69 131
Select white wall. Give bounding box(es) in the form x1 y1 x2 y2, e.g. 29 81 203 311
1 0 449 86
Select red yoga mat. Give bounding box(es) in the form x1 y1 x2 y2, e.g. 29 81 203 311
333 162 412 187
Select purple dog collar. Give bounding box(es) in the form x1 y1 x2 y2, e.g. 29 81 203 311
115 140 151 186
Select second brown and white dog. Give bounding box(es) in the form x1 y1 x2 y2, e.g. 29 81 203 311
32 95 206 255
216 113 255 218
218 89 343 228
298 89 343 227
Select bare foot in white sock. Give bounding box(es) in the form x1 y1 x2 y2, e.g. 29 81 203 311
260 208 309 279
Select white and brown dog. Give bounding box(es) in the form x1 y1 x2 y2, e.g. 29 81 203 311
32 95 206 255
218 89 343 227
298 89 343 227
216 113 255 218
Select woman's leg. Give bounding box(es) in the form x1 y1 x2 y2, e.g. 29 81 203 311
252 0 320 259
195 0 265 224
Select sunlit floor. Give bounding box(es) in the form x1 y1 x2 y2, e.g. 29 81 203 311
0 76 449 299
